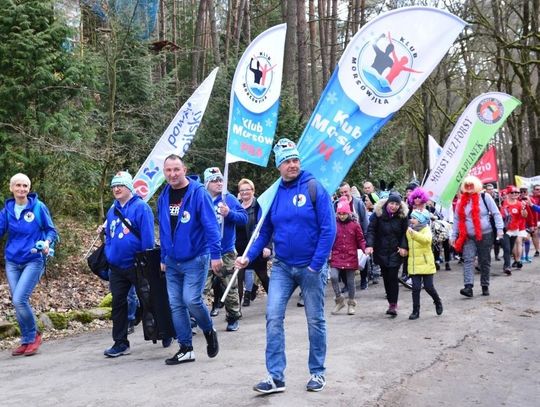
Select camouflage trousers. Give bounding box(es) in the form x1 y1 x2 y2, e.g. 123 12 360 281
204 251 241 322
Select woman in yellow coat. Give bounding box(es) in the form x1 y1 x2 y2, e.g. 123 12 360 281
406 210 443 320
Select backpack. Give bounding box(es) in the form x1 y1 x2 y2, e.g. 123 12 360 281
431 219 451 243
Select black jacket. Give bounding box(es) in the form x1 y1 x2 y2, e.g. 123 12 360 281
366 198 409 268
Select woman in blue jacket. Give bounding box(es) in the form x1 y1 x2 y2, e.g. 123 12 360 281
0 173 58 356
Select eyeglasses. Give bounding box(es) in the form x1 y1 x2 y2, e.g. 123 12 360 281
509 191 519 194
111 185 125 189
210 178 223 183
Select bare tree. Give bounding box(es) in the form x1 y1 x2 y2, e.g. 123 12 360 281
297 0 310 117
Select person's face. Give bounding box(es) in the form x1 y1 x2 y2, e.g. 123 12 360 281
363 182 374 194
364 196 373 209
405 189 414 198
520 189 528 199
387 201 400 213
485 186 494 196
508 190 519 200
10 179 30 201
534 186 540 197
164 158 187 189
278 158 300 182
111 185 131 203
410 217 419 226
413 196 425 207
339 186 352 200
337 212 349 221
238 183 254 201
463 182 476 194
207 178 223 196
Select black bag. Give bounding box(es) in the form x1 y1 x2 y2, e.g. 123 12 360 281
87 243 110 281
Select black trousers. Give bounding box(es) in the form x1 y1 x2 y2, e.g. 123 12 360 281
411 274 440 309
381 266 400 304
237 265 270 303
109 266 138 346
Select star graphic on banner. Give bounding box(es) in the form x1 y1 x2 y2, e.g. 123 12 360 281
232 139 239 146
320 164 327 173
321 178 330 188
265 118 273 127
326 91 338 105
272 111 277 118
235 108 241 116
305 134 315 145
332 161 344 174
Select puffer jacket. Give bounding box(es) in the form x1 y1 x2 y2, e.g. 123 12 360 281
330 216 366 269
406 225 436 275
366 198 409 268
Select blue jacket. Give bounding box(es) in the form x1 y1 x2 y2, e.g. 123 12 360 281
0 193 58 264
157 181 221 262
211 192 247 255
104 195 155 270
247 171 336 271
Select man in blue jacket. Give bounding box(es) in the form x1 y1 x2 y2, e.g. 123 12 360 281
235 138 336 394
158 154 221 365
103 171 155 358
203 167 247 332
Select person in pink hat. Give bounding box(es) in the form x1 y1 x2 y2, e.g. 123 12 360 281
329 196 366 315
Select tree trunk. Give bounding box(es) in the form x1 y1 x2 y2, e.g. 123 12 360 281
318 0 329 84
308 0 320 106
192 0 207 86
207 0 221 66
329 0 338 72
283 0 297 89
297 0 309 117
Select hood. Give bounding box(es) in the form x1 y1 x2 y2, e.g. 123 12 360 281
4 192 39 215
373 197 408 219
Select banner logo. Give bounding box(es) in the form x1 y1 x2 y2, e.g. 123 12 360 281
355 32 422 100
24 212 35 222
293 194 307 207
243 54 277 105
477 98 504 124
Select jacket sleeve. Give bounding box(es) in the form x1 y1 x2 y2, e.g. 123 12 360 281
0 207 7 238
39 203 58 243
156 195 168 263
356 223 367 251
246 212 273 262
137 202 155 251
308 184 337 272
355 198 369 235
366 213 378 247
485 193 504 231
225 194 248 225
407 226 431 245
199 189 222 260
399 217 409 250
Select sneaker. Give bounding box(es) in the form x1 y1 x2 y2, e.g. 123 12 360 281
210 308 219 317
445 263 451 271
226 320 239 332
165 345 195 365
516 261 523 269
523 257 532 264
242 293 251 307
161 337 173 348
360 279 368 290
511 261 518 268
504 268 512 275
306 374 326 392
372 277 379 285
297 294 304 307
104 342 130 358
385 304 398 316
127 320 135 335
535 251 540 257
482 286 490 296
12 344 28 356
399 277 412 289
24 332 42 356
460 286 473 298
204 328 219 358
253 376 286 394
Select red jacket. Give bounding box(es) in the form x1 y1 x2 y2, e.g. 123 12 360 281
330 217 366 269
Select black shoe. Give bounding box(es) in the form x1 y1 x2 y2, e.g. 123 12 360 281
512 261 518 268
127 320 135 335
251 285 258 301
495 256 501 261
482 286 490 296
435 301 443 315
165 345 195 365
516 261 523 269
535 251 540 257
435 263 440 271
408 310 420 320
204 329 219 358
445 263 451 271
210 308 219 317
504 268 512 275
242 293 251 307
460 286 473 298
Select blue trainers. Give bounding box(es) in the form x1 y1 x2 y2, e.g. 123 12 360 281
253 376 286 394
226 320 239 332
306 374 326 392
104 342 130 358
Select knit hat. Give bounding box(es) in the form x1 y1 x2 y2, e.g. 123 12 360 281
110 171 134 193
336 196 352 214
203 167 223 185
410 209 430 227
406 181 419 191
386 192 402 204
274 138 300 168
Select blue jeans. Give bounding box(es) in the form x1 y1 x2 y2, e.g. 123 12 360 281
5 258 45 344
127 285 139 322
266 259 328 382
165 254 213 347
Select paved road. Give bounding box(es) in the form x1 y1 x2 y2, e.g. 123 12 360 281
1 258 539 406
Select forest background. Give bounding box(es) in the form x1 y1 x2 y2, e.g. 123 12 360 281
0 0 538 288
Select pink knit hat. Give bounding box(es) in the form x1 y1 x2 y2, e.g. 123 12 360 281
336 196 351 214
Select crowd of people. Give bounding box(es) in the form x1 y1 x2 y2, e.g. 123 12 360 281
1 142 539 394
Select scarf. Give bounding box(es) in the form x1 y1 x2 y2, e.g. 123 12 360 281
454 192 482 252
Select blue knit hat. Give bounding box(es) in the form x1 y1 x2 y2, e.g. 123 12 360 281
110 171 134 193
273 138 300 168
410 209 430 227
203 167 223 185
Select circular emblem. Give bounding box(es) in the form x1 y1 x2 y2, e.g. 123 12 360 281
293 194 307 207
180 211 191 223
477 98 504 124
356 34 419 98
24 212 35 222
244 55 275 102
134 179 149 199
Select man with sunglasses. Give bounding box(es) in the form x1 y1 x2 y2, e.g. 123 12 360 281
203 167 247 332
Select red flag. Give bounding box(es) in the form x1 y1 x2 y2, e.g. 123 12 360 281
468 146 498 184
